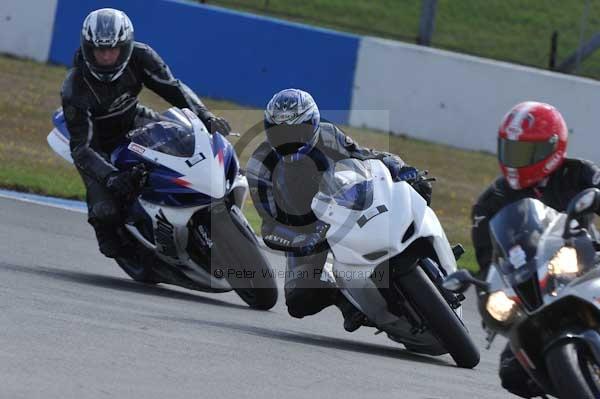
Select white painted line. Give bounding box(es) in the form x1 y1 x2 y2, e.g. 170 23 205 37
0 189 87 214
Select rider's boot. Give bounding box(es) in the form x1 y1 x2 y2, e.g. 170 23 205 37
335 294 371 332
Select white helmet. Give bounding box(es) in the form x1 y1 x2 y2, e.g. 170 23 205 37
81 8 134 82
264 89 321 162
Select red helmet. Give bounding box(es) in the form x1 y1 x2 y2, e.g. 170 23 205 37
498 101 568 190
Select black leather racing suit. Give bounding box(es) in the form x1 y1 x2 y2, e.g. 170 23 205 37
61 41 216 257
247 122 432 318
472 158 600 398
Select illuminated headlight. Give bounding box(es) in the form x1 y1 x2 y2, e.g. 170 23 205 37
548 247 580 276
486 291 518 322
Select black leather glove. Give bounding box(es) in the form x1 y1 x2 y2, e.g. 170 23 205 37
206 116 232 136
105 164 148 199
395 165 433 206
413 178 433 206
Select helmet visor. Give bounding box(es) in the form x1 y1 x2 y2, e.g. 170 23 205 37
266 122 316 155
498 137 557 168
81 40 133 79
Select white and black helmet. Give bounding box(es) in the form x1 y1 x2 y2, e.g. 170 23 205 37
81 8 134 82
264 89 321 162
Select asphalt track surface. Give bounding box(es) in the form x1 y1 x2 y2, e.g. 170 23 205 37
0 196 520 398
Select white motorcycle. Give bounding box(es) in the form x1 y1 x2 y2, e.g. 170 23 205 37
47 107 278 310
311 158 480 368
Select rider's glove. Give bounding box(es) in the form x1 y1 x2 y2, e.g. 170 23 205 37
381 155 403 182
393 165 433 206
206 116 232 136
105 164 148 199
412 177 433 206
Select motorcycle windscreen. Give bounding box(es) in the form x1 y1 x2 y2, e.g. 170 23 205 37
129 121 195 158
489 198 556 281
316 158 374 211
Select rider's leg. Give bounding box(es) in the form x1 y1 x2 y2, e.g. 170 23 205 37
499 343 544 398
284 251 367 332
284 250 338 318
78 170 126 258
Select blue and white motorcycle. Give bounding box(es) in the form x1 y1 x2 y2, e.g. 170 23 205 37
47 107 278 310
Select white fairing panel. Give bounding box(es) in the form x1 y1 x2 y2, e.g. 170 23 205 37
137 198 232 291
47 128 73 164
129 109 227 199
312 159 457 272
47 108 227 199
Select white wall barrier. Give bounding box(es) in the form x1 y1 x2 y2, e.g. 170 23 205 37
0 0 58 62
351 37 600 163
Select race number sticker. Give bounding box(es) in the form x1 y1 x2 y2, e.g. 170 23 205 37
186 152 206 167
128 142 146 155
509 245 527 268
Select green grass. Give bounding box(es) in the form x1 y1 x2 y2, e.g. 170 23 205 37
0 55 496 271
203 0 600 79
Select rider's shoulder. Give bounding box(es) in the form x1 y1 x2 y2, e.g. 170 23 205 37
131 42 162 64
318 121 341 140
478 176 508 202
132 41 150 55
559 157 600 187
247 141 276 177
561 157 596 171
318 121 353 150
60 67 84 101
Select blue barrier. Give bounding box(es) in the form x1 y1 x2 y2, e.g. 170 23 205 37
49 0 359 124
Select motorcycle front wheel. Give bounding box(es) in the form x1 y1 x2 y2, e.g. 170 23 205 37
546 341 600 398
395 265 480 368
209 205 278 310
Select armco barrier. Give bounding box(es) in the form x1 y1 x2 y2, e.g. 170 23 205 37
48 0 360 124
351 37 600 163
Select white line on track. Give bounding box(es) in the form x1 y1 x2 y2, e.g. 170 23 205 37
0 189 87 214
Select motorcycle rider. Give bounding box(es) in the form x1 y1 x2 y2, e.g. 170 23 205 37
471 101 600 398
247 88 432 332
61 8 231 258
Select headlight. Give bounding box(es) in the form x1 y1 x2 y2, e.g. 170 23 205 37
486 291 518 322
548 247 579 276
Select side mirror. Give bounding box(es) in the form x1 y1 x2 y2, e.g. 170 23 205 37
564 188 600 239
443 270 489 294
